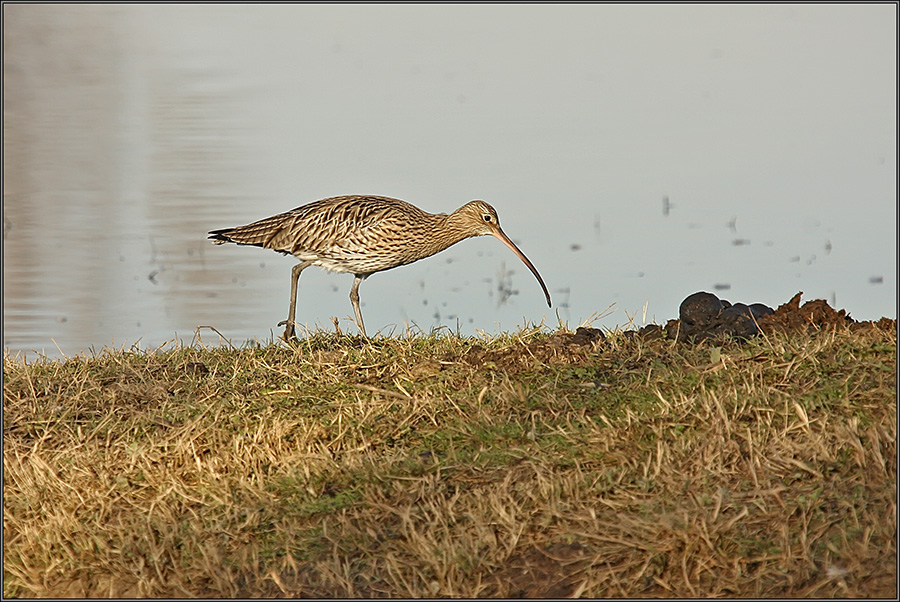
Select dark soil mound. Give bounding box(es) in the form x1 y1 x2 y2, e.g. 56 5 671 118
638 291 895 343
459 292 894 367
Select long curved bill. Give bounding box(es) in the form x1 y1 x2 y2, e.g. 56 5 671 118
491 229 552 307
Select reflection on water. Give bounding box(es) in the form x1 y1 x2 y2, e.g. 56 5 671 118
3 4 896 359
3 5 266 356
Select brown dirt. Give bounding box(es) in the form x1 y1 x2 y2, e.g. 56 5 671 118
479 542 592 598
758 291 853 333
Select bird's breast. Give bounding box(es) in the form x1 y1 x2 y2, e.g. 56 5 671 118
302 244 415 275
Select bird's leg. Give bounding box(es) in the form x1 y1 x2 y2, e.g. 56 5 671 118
278 261 312 341
349 275 368 338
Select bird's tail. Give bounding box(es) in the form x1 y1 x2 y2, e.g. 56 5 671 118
207 223 276 247
208 228 237 245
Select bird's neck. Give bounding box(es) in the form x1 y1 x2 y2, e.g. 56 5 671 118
442 211 480 244
415 211 476 257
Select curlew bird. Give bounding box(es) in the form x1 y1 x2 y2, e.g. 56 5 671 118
208 195 551 340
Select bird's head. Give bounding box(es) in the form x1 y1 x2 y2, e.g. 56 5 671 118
454 200 504 237
452 200 551 308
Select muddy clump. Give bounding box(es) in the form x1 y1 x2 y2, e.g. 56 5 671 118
640 291 894 342
677 291 774 341
547 326 606 348
759 291 851 333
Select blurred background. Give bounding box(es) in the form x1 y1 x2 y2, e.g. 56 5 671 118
3 4 896 359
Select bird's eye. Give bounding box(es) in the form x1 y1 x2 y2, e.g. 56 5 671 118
483 214 492 222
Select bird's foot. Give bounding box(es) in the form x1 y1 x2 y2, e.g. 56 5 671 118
278 319 298 342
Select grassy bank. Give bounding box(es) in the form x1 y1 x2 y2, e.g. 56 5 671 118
3 324 896 597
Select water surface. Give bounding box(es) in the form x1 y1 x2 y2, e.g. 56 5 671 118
3 4 896 359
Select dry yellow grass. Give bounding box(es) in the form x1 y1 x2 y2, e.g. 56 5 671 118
3 324 896 597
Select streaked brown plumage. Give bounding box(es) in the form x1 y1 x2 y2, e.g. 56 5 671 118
208 195 551 339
